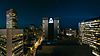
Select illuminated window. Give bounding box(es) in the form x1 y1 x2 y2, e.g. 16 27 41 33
57 25 59 28
57 20 59 23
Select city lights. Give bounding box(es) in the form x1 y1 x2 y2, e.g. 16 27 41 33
79 18 100 56
0 6 99 56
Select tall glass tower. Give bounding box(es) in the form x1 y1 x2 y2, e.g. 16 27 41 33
42 17 60 41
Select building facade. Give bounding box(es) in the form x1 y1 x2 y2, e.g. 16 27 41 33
65 28 77 37
79 17 100 56
42 17 60 41
0 9 23 56
6 9 17 29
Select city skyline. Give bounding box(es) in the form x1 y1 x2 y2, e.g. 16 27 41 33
0 0 100 28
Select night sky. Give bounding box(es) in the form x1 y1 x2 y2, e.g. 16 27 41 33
0 0 100 28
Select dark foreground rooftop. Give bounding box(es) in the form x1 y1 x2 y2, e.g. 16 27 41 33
36 44 94 56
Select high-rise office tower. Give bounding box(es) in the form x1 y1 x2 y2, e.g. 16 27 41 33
42 17 48 40
79 17 100 56
42 17 60 41
6 9 17 29
0 9 23 56
54 17 60 38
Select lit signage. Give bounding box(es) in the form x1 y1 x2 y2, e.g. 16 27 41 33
49 18 53 23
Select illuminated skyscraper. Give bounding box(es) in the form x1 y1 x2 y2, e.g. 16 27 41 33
0 9 23 56
79 17 100 56
42 17 48 40
54 17 60 38
42 17 60 41
6 9 17 29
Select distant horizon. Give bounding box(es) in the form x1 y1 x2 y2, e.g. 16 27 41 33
0 15 99 29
